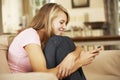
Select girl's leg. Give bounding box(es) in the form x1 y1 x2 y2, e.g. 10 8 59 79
43 35 86 80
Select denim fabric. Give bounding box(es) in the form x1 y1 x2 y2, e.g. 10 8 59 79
43 35 86 80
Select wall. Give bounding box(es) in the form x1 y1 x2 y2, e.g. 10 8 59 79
55 0 105 29
0 0 3 34
0 0 105 33
2 0 23 33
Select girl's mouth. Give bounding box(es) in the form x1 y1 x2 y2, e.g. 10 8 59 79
58 27 65 32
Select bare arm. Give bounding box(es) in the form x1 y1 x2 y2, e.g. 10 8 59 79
70 46 102 73
57 46 101 78
25 43 101 79
24 44 58 74
24 43 83 79
57 46 84 78
25 43 82 79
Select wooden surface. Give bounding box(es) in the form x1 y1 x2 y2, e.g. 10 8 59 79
71 36 120 46
72 36 120 42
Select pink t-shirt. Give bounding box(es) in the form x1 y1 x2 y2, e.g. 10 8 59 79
8 28 41 73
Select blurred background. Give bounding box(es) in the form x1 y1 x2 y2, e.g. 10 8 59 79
0 0 120 50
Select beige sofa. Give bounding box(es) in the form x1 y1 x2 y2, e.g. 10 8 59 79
0 34 120 80
0 44 58 80
83 50 120 80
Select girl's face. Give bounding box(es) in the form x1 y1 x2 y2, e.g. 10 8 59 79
52 11 67 35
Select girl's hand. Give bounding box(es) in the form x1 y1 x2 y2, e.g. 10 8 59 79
78 48 102 66
91 46 102 55
57 53 75 79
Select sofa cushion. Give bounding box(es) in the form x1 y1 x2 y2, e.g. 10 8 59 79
83 50 120 80
0 44 8 50
0 72 58 80
0 44 10 73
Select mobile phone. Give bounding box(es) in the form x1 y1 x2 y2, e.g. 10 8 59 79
97 46 101 48
92 46 101 53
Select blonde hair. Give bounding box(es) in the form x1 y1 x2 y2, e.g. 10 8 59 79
29 3 69 36
27 3 70 48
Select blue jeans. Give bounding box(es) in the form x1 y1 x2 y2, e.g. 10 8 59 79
43 35 86 80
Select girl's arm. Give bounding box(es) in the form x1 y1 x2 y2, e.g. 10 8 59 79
25 43 101 79
25 43 80 79
70 46 102 73
56 46 84 78
58 46 101 78
24 43 82 79
24 43 58 75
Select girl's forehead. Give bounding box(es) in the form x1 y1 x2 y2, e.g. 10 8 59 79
56 11 67 19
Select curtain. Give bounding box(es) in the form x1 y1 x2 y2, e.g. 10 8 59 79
104 0 118 35
0 0 3 34
22 0 33 26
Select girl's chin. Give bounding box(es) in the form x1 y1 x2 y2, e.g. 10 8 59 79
55 33 63 36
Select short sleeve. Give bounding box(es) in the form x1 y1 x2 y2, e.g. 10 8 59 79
16 28 41 48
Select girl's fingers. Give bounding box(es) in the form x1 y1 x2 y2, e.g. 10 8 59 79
62 68 71 78
57 67 62 79
68 70 71 76
91 47 102 54
57 67 68 79
90 57 94 61
61 68 66 78
65 69 71 77
89 53 97 58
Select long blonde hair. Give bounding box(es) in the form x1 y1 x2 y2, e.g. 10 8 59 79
28 3 70 48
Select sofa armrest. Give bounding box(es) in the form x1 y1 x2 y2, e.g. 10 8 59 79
83 50 120 80
0 72 58 80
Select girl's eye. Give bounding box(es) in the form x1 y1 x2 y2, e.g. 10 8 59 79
60 22 64 24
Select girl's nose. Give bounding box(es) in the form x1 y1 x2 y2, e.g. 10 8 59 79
63 24 67 29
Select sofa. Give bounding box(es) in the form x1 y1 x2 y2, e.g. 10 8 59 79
0 44 58 80
83 50 120 80
0 34 120 80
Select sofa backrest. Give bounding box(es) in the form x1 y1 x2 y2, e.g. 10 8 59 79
83 50 120 80
0 44 10 73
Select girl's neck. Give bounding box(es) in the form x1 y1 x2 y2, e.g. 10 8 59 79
37 29 46 43
37 29 47 49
